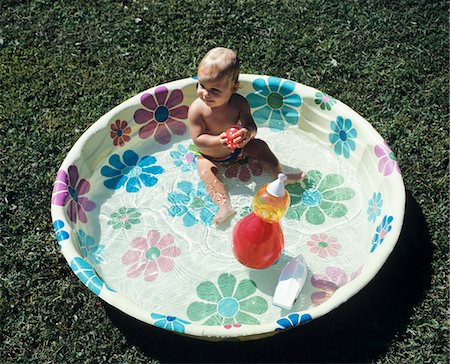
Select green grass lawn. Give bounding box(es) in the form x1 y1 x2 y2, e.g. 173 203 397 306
1 0 448 362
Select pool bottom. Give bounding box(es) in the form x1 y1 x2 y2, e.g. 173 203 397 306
76 128 373 327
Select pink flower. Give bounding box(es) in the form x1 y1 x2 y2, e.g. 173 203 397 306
110 119 131 146
224 157 263 182
51 166 96 223
122 230 181 282
307 233 341 258
374 141 401 176
311 266 362 306
134 86 188 144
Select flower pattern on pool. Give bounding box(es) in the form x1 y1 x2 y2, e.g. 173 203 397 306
370 215 394 253
276 313 312 331
246 77 302 131
307 233 342 258
151 313 190 333
240 206 252 217
70 257 104 296
187 273 268 325
108 207 141 230
77 229 105 265
375 141 401 176
286 170 356 225
170 144 198 172
311 266 362 306
224 157 262 182
110 119 131 147
52 165 96 223
122 230 181 282
168 181 218 227
53 220 69 246
367 192 383 223
314 91 337 111
134 86 189 144
101 150 163 193
329 116 358 159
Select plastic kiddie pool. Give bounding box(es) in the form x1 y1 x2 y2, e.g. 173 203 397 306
51 75 405 340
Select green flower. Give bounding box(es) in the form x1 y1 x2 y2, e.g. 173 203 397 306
314 91 337 111
108 207 141 230
286 170 355 225
187 273 268 326
240 206 252 217
188 143 201 156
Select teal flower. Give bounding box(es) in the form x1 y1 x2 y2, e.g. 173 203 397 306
246 77 302 131
329 116 357 159
151 313 190 333
53 220 69 247
168 181 218 227
276 313 312 331
101 150 163 193
108 207 141 230
70 257 104 295
286 170 355 225
187 273 268 325
170 144 197 172
370 215 394 253
367 192 383 223
77 229 105 265
314 91 337 111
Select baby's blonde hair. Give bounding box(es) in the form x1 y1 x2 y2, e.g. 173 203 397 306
198 47 240 84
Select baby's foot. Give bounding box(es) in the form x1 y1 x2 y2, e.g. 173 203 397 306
214 205 236 225
285 171 307 184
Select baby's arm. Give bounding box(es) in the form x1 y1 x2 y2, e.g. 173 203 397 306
188 101 232 153
233 97 257 148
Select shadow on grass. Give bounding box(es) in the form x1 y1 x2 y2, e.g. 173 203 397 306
103 189 433 363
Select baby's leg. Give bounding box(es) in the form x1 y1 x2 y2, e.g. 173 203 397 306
196 157 236 225
243 139 306 182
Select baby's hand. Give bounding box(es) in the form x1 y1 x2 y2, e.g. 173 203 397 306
232 128 251 148
220 132 236 151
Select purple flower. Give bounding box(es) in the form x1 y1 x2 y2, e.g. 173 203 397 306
52 165 96 223
374 141 401 176
134 86 189 144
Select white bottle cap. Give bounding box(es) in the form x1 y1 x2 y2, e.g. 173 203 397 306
266 173 287 197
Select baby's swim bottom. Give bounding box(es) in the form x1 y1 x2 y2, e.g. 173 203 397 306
199 148 242 164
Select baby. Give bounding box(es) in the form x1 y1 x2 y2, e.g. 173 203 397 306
188 47 305 225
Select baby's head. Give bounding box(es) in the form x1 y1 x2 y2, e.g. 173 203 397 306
196 48 240 107
198 47 240 87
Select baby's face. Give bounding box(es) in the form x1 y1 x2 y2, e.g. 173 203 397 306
196 76 237 108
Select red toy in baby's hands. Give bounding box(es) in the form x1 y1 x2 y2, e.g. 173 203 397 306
225 125 242 148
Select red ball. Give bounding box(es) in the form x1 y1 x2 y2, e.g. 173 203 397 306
232 212 284 269
225 125 241 148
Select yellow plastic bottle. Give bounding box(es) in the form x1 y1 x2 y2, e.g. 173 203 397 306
252 174 290 223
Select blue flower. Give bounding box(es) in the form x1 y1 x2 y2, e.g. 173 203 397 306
170 144 197 172
151 313 190 333
329 116 357 159
370 215 394 253
69 257 104 295
101 150 163 193
53 220 69 247
77 229 105 265
276 313 312 331
367 192 383 223
246 77 302 131
168 181 218 227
